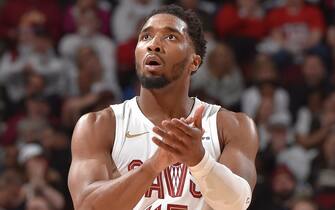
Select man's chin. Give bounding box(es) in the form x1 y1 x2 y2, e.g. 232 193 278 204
138 75 170 89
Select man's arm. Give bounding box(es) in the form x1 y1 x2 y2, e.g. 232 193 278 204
153 107 259 210
68 109 167 210
217 111 258 191
188 111 258 210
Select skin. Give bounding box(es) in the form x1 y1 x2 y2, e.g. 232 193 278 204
68 13 258 210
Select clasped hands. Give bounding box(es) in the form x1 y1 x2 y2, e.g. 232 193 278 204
151 105 206 168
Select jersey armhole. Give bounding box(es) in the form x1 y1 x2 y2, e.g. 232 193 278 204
209 105 222 160
109 104 123 159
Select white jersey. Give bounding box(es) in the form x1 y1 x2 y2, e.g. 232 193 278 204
111 97 221 210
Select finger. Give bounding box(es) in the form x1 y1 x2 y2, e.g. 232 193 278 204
152 137 180 154
184 114 195 124
153 126 170 139
162 120 191 142
181 117 193 126
184 116 194 124
153 126 186 150
170 118 194 136
194 105 205 129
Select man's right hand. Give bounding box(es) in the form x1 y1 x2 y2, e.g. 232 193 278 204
148 124 179 174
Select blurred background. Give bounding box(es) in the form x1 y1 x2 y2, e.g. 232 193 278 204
0 0 334 210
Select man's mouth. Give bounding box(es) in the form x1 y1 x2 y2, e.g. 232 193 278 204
147 60 160 65
144 54 164 70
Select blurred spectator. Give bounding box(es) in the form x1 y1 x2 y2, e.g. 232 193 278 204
289 53 333 119
16 113 49 146
111 0 161 44
38 127 71 186
191 41 244 110
241 55 290 121
0 11 44 103
16 124 70 208
62 46 117 128
0 144 19 172
177 0 215 35
291 197 318 210
258 111 314 187
264 165 297 210
258 113 292 174
294 89 331 149
59 9 120 98
116 36 138 93
0 11 71 104
63 0 112 36
68 47 104 96
325 25 335 78
292 73 334 150
0 0 62 44
258 0 325 68
215 0 266 64
0 95 55 146
62 90 116 128
310 130 335 210
215 0 266 40
241 55 291 151
26 196 52 210
0 169 25 210
24 28 70 97
278 146 315 190
19 143 64 210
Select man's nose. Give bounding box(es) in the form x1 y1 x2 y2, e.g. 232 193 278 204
147 38 162 53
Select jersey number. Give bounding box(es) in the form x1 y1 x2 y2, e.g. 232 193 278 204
147 204 188 210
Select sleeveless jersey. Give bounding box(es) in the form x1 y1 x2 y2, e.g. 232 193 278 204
110 97 221 210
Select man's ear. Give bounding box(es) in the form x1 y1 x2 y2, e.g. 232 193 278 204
190 54 201 73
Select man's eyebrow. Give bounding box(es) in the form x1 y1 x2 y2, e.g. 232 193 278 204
140 26 184 35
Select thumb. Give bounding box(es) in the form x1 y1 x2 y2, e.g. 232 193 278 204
194 105 205 129
183 116 194 124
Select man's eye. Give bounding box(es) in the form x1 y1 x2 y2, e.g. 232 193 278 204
142 34 150 40
167 34 176 40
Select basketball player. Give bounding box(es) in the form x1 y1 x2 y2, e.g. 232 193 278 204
68 4 258 210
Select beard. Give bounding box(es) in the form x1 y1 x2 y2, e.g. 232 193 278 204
135 57 188 89
137 73 170 89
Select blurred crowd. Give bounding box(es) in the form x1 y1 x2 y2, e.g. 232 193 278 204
0 0 334 210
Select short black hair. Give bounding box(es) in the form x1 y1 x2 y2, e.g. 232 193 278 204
142 4 207 65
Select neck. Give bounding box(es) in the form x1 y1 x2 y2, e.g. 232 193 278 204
137 79 194 125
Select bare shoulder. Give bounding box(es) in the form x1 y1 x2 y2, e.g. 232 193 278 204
69 107 118 206
217 108 258 149
71 107 116 158
75 107 115 134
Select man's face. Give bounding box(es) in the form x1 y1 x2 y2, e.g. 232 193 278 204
135 14 195 89
303 56 325 81
272 172 295 201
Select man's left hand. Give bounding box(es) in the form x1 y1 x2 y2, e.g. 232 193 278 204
152 105 206 167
